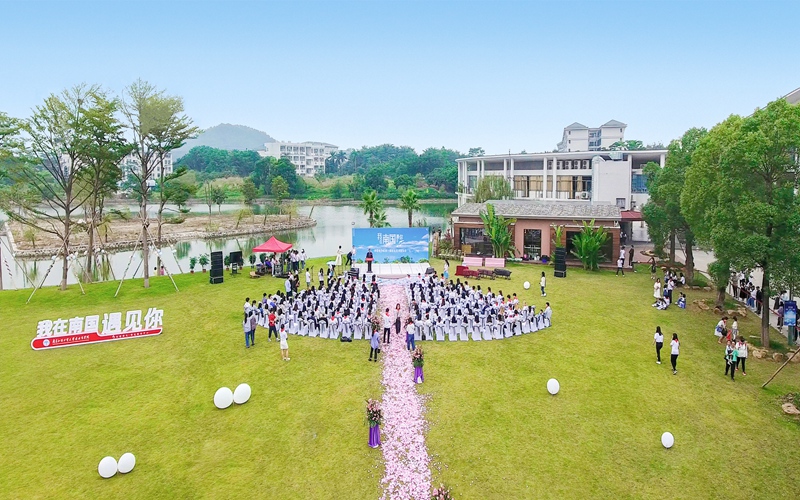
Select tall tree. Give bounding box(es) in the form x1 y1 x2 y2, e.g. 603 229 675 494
121 79 194 288
683 99 800 347
77 90 130 281
270 175 289 216
468 147 485 157
241 178 259 204
642 127 706 282
359 190 381 227
398 189 420 227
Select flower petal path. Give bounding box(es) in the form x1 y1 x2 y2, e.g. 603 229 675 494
378 284 432 500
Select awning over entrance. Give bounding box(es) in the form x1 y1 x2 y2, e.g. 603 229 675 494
620 210 644 222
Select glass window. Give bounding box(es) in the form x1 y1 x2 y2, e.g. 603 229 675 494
459 228 492 256
631 173 648 193
523 229 542 260
616 198 626 208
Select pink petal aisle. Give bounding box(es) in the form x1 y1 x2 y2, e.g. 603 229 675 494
378 284 432 500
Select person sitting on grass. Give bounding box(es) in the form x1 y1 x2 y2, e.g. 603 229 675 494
677 292 686 309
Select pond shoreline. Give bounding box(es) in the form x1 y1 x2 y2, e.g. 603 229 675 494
6 217 317 258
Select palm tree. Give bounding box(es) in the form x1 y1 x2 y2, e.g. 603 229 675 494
360 190 381 227
372 208 390 228
398 189 420 227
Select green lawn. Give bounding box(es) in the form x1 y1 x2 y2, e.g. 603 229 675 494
0 258 798 499
419 261 800 498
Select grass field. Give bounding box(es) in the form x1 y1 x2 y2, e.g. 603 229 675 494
1 258 798 499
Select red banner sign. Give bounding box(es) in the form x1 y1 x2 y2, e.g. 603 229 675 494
31 328 163 350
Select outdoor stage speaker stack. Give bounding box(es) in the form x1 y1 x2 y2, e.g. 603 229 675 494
554 248 567 278
210 251 224 284
229 250 243 267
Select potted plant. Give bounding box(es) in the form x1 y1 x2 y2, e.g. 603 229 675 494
249 253 257 268
366 398 383 448
189 256 198 274
224 255 231 270
198 254 209 273
412 346 424 384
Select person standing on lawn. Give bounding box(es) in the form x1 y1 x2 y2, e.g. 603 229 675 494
248 310 257 347
443 259 450 280
670 333 680 375
737 337 748 375
725 340 738 381
654 326 664 364
369 327 381 362
628 245 635 271
540 272 547 297
395 303 402 335
653 278 662 303
268 309 278 341
305 268 311 289
243 312 252 348
279 324 290 361
405 318 416 351
318 267 324 289
616 255 625 276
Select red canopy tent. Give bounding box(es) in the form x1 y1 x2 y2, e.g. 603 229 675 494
252 236 293 254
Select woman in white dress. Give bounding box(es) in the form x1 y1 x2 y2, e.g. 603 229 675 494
423 315 432 341
521 307 531 334
353 313 363 340
504 314 514 338
493 315 504 340
459 315 469 341
653 278 662 303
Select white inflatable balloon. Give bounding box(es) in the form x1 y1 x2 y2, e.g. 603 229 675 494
523 281 531 290
214 387 234 409
98 456 118 478
117 452 136 473
547 378 560 395
233 383 251 405
661 432 674 449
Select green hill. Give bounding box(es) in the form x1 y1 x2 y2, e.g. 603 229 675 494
173 123 274 159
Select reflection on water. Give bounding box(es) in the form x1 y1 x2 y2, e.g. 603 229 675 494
0 203 455 290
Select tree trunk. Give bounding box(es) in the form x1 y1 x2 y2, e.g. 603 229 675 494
684 230 695 284
141 189 150 289
668 231 676 263
157 210 163 270
716 287 726 309
408 211 412 228
85 206 95 283
761 263 770 348
61 219 70 291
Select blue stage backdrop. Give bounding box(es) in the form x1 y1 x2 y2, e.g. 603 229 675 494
352 228 430 264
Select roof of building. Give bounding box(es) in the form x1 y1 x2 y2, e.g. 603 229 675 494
601 119 627 128
785 87 800 105
452 200 621 220
564 122 588 130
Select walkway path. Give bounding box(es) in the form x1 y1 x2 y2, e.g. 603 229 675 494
378 284 432 500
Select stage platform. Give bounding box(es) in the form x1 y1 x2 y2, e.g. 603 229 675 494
352 263 431 280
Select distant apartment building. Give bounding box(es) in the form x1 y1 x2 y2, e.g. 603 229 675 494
121 152 173 187
261 141 338 177
557 120 627 152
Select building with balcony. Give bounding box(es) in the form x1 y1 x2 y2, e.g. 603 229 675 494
261 141 338 177
557 120 627 152
456 148 666 242
120 152 173 188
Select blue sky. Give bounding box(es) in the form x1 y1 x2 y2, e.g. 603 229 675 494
1 0 798 154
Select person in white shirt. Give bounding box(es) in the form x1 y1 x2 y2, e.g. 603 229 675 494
405 318 416 351
653 278 662 304
540 272 547 297
382 308 392 344
736 338 748 375
653 326 664 364
244 297 252 314
284 277 293 299
300 249 307 270
305 269 311 289
543 302 552 325
616 256 625 276
670 333 680 374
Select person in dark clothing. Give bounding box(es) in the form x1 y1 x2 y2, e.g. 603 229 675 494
755 287 763 316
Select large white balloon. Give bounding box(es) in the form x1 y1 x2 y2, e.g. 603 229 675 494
661 432 674 449
117 452 136 473
523 281 531 290
214 387 234 409
547 378 560 395
98 456 118 478
233 383 251 405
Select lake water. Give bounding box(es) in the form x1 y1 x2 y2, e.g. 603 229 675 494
0 203 455 290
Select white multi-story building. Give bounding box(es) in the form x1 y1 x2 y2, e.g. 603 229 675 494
261 141 338 177
556 120 627 152
121 152 173 187
457 147 666 241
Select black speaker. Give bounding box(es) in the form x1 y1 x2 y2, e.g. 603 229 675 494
554 269 567 278
554 248 567 278
210 267 223 278
229 251 243 266
209 276 223 284
211 251 223 265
